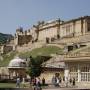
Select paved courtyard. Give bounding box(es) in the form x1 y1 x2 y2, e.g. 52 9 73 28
0 88 89 90
1 82 90 90
43 85 90 90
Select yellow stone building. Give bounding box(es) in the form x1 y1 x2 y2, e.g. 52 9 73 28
14 16 90 46
9 16 90 85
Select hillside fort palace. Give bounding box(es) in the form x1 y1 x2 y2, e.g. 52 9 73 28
14 16 90 83
1 16 90 86
0 15 90 54
14 16 90 46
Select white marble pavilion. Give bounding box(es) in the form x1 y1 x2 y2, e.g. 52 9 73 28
62 54 90 82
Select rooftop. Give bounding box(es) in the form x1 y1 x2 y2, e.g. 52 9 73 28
8 57 26 68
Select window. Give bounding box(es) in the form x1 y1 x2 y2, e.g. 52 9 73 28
81 64 90 81
81 66 89 72
70 72 78 81
66 25 71 34
70 66 77 72
69 65 78 81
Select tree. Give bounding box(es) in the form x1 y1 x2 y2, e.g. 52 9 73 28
28 56 43 78
27 55 51 78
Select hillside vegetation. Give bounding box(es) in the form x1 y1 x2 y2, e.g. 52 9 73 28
0 46 63 66
0 33 13 44
19 46 63 57
0 51 17 67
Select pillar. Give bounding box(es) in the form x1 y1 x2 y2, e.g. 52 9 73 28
64 64 69 82
57 19 60 39
11 70 13 79
78 64 81 82
81 18 84 35
85 19 88 34
73 21 75 37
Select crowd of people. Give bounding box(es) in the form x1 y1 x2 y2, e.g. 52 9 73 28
16 76 76 89
52 76 76 87
16 77 45 90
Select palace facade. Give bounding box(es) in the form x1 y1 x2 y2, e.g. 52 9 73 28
14 16 90 46
1 16 90 85
62 53 90 83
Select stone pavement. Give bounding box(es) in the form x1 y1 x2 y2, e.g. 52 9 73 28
0 83 90 90
42 84 90 90
0 87 90 90
25 83 90 90
10 87 90 90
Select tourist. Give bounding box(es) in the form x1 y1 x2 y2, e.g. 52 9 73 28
16 77 20 88
59 76 62 87
65 77 68 87
52 76 56 86
55 77 60 87
32 77 36 85
36 77 42 90
59 77 61 83
52 76 60 87
22 77 26 88
32 77 36 90
42 77 45 86
69 78 72 86
72 78 75 86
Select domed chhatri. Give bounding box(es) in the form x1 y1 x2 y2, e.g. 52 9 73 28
8 57 26 68
8 57 27 79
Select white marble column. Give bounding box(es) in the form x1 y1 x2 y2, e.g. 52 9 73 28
64 65 69 82
78 64 81 82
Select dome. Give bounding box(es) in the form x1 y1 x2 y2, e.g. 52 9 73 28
8 57 26 68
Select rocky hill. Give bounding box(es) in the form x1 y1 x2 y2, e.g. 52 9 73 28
0 33 13 44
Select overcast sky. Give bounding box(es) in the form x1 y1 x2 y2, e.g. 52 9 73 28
0 0 90 34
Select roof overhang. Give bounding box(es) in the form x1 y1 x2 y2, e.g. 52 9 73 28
61 56 90 62
8 67 26 69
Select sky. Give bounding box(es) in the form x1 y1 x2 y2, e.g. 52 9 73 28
0 0 90 35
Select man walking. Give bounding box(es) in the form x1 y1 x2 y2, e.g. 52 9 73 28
16 77 20 88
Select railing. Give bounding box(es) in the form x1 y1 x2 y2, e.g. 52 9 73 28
63 52 90 58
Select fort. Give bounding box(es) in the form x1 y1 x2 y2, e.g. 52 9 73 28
1 16 90 86
14 16 90 46
0 16 90 54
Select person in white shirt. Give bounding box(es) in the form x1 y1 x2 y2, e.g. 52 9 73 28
22 77 26 88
